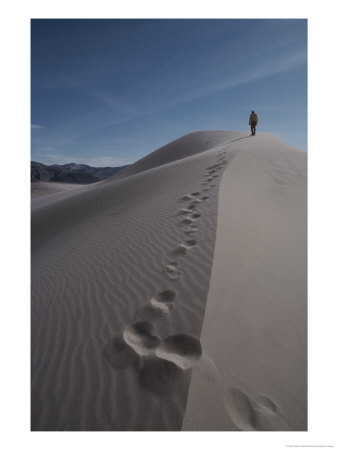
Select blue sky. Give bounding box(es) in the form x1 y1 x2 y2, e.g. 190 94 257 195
31 19 307 167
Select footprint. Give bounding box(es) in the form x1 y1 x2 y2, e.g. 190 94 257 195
172 239 197 255
190 198 202 205
191 212 201 219
165 261 182 280
225 388 291 431
103 335 140 369
179 216 194 226
138 358 184 396
122 321 160 357
150 290 176 313
135 304 167 323
136 290 176 322
180 195 195 201
180 192 200 201
176 203 198 217
184 227 198 236
177 208 192 215
184 224 198 235
226 388 260 431
207 164 220 170
256 394 281 416
186 203 197 210
179 214 200 226
155 334 202 370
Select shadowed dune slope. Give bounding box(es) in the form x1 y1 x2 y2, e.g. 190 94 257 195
31 130 245 430
31 131 247 251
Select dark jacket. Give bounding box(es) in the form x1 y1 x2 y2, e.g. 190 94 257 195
249 112 258 124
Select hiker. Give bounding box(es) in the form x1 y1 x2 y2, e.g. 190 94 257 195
249 110 258 135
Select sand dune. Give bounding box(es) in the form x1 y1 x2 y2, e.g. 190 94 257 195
31 181 89 199
31 131 307 431
182 134 307 431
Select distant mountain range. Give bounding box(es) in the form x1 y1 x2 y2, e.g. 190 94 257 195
31 161 129 184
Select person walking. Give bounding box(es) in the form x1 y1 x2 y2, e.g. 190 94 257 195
249 110 258 135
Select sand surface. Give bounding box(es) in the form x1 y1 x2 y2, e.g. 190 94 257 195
31 181 89 199
182 134 307 431
31 131 307 431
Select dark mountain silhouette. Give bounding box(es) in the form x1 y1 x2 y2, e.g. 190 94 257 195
31 161 129 184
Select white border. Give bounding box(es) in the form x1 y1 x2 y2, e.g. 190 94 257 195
1 1 337 449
